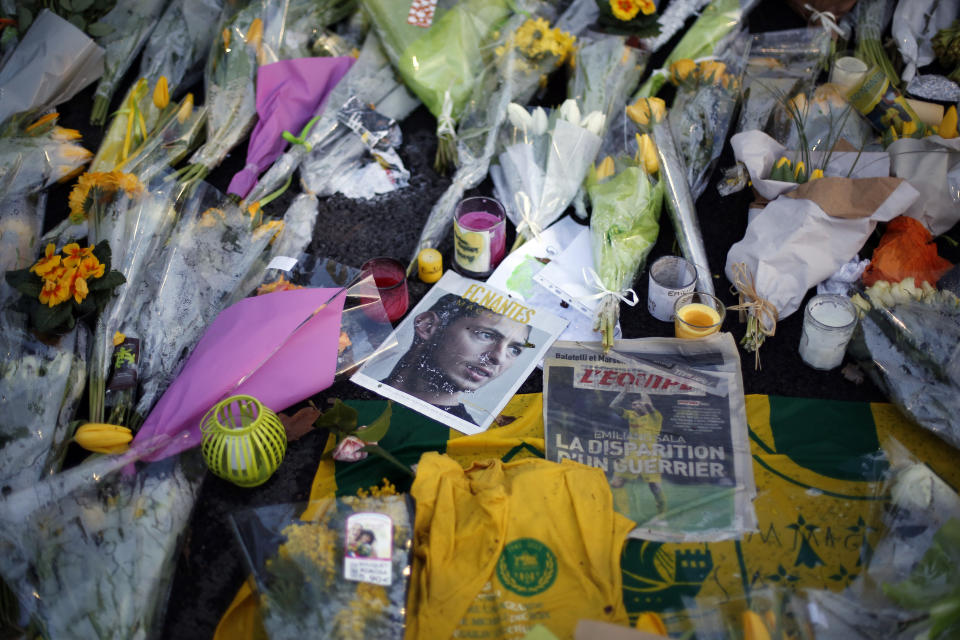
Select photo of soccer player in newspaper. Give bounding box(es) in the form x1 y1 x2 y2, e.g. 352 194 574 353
353 272 567 434
543 337 756 543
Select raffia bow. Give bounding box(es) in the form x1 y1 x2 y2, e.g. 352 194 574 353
727 262 778 370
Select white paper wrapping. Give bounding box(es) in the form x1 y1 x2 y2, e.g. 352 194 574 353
0 10 104 124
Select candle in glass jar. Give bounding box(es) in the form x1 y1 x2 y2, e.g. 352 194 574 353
453 196 506 278
673 292 726 339
798 294 857 370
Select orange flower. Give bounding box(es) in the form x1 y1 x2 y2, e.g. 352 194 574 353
61 243 93 269
38 272 71 307
111 171 143 198
638 0 656 15
70 272 90 304
610 0 640 21
77 255 106 280
68 172 98 223
29 243 61 278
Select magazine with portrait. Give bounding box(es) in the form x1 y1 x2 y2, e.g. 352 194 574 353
543 333 757 542
351 271 568 435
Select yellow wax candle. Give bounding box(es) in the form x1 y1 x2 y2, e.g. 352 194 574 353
674 302 722 339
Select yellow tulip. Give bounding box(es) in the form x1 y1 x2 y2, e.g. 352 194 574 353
626 97 665 126
74 423 133 455
152 76 170 110
900 119 918 137
246 18 263 49
669 58 696 85
177 93 195 125
698 59 727 84
637 133 659 174
595 155 616 180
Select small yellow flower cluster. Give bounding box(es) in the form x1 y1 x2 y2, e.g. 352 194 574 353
29 243 106 307
497 18 575 67
273 520 338 588
256 274 303 296
669 58 738 91
610 0 656 21
333 582 389 640
68 171 144 223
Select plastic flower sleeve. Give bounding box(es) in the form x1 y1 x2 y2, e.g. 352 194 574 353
848 282 960 450
0 10 104 126
0 311 89 493
243 31 420 208
137 0 225 97
127 181 281 428
0 135 93 202
87 183 180 424
668 33 749 200
0 437 204 640
405 3 583 268
0 193 45 307
734 28 831 136
89 0 168 126
231 494 414 640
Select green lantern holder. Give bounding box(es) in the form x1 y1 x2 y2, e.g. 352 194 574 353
200 395 287 487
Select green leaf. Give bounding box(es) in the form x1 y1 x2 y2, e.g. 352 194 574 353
91 240 112 270
34 302 73 335
16 6 33 33
354 401 392 443
360 444 414 477
314 399 358 434
4 268 41 298
68 13 86 31
86 21 114 37
59 0 73 11
88 270 125 292
71 0 95 11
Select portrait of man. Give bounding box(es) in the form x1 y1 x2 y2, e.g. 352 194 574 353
378 294 534 426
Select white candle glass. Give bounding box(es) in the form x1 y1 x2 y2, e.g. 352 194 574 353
799 294 858 370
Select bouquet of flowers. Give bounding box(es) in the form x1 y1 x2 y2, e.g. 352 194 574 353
89 0 168 125
242 30 420 209
360 0 517 173
665 37 749 200
0 114 93 203
633 0 752 99
175 1 272 190
849 279 960 450
101 182 283 431
0 311 89 494
588 134 664 351
627 96 713 294
0 441 205 640
231 491 414 640
135 0 224 99
491 99 604 250
405 7 581 269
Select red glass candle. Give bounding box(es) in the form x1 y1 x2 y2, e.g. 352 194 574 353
360 257 410 323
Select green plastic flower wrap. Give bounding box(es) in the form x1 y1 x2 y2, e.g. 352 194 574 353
587 151 664 351
360 0 515 172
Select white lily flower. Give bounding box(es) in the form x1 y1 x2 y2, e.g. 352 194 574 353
530 107 548 136
507 102 532 134
580 111 606 136
558 98 581 125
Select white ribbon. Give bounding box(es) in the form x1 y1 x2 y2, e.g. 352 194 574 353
804 3 844 37
578 267 639 306
436 90 456 139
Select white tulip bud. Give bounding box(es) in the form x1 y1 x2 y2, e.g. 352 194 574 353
530 107 548 136
558 99 581 125
580 111 606 136
507 103 532 134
